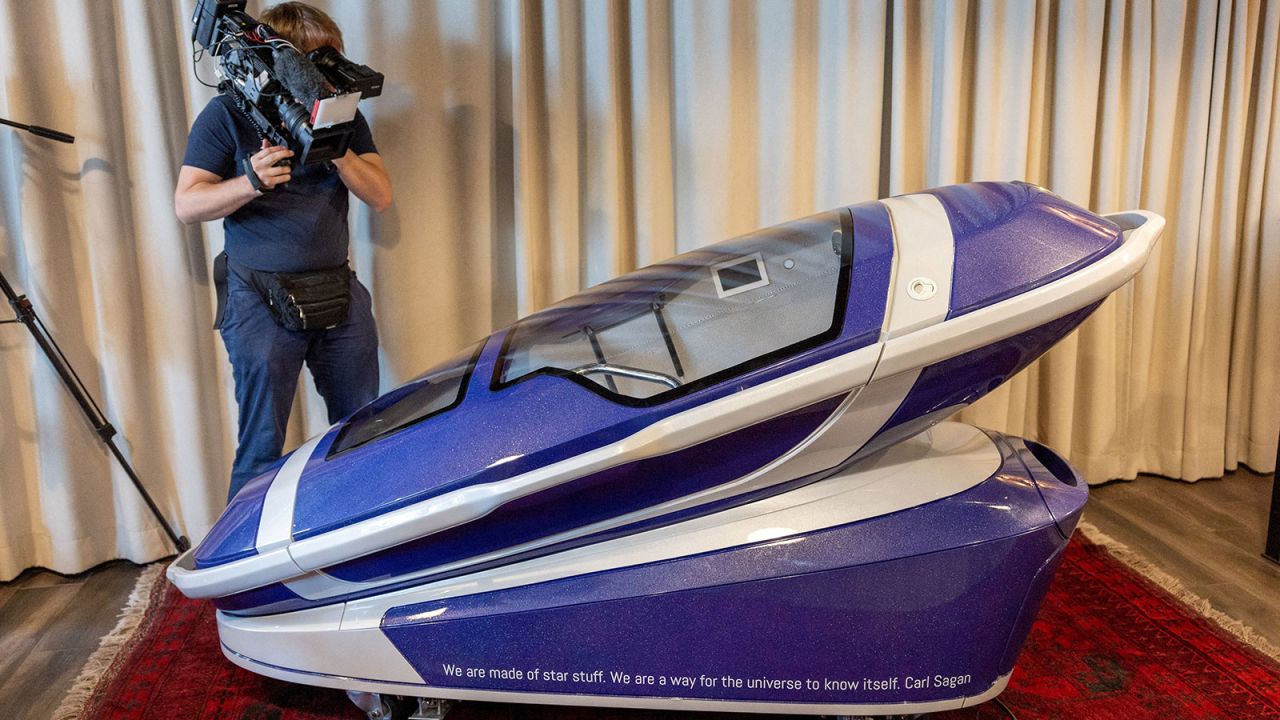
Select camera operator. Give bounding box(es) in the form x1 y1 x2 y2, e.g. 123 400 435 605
175 2 392 502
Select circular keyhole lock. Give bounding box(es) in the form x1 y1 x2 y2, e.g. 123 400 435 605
908 277 937 300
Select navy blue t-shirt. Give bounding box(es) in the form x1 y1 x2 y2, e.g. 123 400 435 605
182 95 378 272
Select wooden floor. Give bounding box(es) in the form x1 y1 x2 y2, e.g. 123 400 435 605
0 470 1276 719
0 559 143 718
1083 466 1280 648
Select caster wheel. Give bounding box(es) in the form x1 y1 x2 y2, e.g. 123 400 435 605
346 691 404 719
348 692 454 720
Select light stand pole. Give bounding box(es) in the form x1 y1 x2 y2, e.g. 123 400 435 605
1 118 188 553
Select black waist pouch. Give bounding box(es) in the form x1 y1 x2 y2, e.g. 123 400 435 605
230 258 352 331
266 266 352 331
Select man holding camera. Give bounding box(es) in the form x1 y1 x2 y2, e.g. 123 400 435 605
175 2 392 502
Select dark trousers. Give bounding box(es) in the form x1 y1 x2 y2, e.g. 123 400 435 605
219 269 380 501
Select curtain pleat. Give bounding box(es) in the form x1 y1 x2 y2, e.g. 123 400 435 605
0 0 1275 578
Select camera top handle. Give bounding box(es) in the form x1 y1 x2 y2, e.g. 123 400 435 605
192 0 246 51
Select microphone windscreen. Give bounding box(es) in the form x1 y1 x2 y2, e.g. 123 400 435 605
273 48 329 108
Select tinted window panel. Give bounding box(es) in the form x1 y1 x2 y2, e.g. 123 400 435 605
329 343 480 456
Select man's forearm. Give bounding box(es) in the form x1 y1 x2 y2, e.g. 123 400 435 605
333 151 392 212
175 175 259 224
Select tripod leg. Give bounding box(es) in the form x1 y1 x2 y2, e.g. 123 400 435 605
104 438 190 553
2 270 189 554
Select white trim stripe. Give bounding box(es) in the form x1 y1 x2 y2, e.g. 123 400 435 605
879 194 955 339
168 344 881 599
282 365 930 603
256 434 323 552
335 422 1000 629
285 344 880 574
284 386 867 601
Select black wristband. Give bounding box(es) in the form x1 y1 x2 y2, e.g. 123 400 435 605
241 155 271 193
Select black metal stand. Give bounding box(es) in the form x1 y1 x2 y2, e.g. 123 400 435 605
1 262 189 553
1 117 188 554
1264 433 1280 565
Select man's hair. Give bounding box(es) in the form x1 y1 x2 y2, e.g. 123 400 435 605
261 2 343 52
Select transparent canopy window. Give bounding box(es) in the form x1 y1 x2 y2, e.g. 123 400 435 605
496 210 851 404
329 342 480 456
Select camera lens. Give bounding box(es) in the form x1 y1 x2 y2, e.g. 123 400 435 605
277 98 312 137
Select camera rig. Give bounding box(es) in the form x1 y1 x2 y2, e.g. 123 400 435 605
191 0 383 165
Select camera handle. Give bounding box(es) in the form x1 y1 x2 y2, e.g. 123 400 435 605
222 83 293 167
0 120 189 554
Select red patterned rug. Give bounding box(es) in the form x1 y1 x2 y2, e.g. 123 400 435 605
58 527 1280 720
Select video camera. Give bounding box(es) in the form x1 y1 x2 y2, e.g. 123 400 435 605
191 0 384 165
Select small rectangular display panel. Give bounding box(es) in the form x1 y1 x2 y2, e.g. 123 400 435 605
719 260 762 290
711 253 770 298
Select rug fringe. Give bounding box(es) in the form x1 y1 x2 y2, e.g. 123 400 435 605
52 563 167 720
1077 521 1280 664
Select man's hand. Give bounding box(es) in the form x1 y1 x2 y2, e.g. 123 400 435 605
174 140 295 224
249 139 293 191
332 150 393 212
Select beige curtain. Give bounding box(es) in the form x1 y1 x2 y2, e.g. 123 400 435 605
0 0 1275 579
